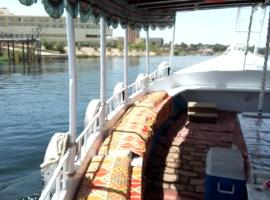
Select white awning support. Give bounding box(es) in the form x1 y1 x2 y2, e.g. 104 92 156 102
65 11 77 174
145 29 149 75
258 9 270 115
124 27 128 103
170 24 176 67
100 17 107 127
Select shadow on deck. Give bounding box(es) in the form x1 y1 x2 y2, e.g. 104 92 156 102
143 111 248 200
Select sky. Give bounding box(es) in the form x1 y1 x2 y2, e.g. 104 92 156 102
0 0 268 46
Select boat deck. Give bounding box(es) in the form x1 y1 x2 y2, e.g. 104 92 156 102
144 111 248 200
239 113 270 200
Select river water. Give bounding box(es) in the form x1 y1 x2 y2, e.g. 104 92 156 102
0 55 213 199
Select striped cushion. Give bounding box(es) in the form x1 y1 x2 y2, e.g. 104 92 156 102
76 155 131 200
130 166 142 200
155 96 173 130
99 92 172 156
136 91 168 107
99 106 156 156
99 130 147 156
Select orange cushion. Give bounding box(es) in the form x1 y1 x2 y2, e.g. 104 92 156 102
130 166 142 200
76 155 131 200
99 92 172 156
136 91 168 107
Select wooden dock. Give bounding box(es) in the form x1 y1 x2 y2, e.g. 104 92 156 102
0 33 41 65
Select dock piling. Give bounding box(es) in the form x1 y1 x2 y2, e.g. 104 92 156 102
0 33 41 64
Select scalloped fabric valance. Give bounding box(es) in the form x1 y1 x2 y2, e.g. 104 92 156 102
18 0 176 30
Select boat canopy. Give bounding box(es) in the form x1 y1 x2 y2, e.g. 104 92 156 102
18 0 269 30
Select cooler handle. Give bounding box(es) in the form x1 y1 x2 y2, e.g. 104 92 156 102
217 182 235 194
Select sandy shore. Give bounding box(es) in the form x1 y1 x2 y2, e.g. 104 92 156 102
76 47 157 57
41 47 158 58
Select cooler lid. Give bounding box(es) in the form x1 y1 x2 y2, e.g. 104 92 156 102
206 147 245 181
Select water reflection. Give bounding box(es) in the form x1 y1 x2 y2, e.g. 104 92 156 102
128 56 140 66
0 60 67 75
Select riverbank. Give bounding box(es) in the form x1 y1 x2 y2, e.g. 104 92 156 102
40 47 159 59
77 47 158 58
0 41 230 61
0 45 223 62
42 47 220 59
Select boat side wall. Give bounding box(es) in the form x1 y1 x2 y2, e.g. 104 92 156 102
149 70 270 91
174 71 270 89
148 70 270 112
181 90 270 112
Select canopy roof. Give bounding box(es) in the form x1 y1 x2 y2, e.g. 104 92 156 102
19 0 269 29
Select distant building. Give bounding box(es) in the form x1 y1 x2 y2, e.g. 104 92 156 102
0 8 112 45
140 37 164 48
110 37 124 46
127 27 139 44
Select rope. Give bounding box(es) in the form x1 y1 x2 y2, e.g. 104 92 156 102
243 6 255 70
258 8 270 115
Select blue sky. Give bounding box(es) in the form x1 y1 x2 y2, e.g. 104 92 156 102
0 0 268 46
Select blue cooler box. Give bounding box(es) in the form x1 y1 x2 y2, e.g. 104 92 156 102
205 147 246 200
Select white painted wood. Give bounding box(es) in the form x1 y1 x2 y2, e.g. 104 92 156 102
65 11 77 174
170 24 176 66
145 29 149 75
100 17 106 127
124 28 128 103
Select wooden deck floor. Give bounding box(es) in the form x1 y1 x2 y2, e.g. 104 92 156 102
143 111 248 200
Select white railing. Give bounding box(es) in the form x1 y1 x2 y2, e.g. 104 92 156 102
39 109 102 200
39 61 172 200
148 65 170 83
39 151 69 200
76 108 102 161
148 70 159 82
106 86 126 117
127 81 138 97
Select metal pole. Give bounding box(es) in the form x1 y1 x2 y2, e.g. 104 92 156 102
254 7 267 55
100 17 106 127
22 42 25 64
27 40 29 65
12 42 15 62
7 42 10 59
124 28 128 103
235 8 241 31
65 11 77 174
258 9 270 115
38 40 42 63
169 24 176 66
243 6 254 70
145 29 149 75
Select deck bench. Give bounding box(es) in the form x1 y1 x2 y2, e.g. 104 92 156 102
77 91 172 200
